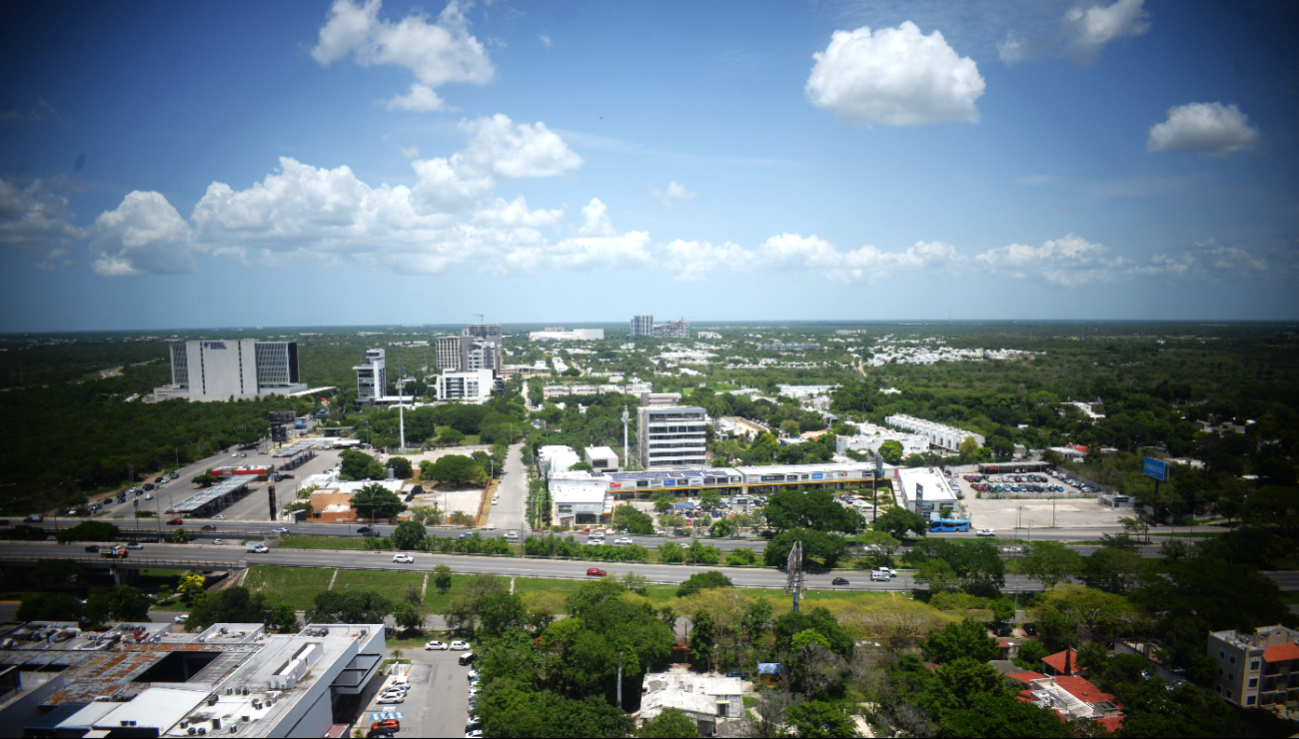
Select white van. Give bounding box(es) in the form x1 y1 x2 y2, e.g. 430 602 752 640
870 570 890 582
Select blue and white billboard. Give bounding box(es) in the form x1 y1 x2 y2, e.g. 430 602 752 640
1143 457 1169 482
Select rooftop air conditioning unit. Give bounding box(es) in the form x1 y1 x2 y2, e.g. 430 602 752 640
242 716 251 723
198 729 207 736
179 720 189 729
251 699 262 710
212 718 222 729
226 687 234 695
207 695 218 706
242 687 250 696
186 729 196 736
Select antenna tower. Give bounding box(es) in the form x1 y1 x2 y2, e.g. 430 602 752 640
397 357 406 452
785 540 805 613
621 406 630 470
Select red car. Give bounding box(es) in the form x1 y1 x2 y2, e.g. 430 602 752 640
166 518 184 525
586 568 607 577
370 719 400 732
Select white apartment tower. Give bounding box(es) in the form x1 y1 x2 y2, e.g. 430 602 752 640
154 339 306 402
638 405 709 469
631 314 654 337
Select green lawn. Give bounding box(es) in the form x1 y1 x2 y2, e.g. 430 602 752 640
331 570 426 599
278 535 376 550
243 565 336 610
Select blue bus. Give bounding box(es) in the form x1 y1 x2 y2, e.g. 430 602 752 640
929 518 971 532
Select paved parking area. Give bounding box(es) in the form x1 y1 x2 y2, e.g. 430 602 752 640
961 494 1126 530
360 647 472 738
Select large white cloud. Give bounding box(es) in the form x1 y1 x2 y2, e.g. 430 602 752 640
975 233 1129 285
806 22 985 126
1147 102 1260 156
90 192 198 276
1000 0 1151 66
86 116 644 277
312 0 493 111
663 239 750 281
455 115 582 178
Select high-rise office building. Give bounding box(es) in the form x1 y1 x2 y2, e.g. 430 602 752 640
638 405 709 469
153 340 306 402
631 314 654 337
653 319 690 339
437 324 502 373
353 348 387 403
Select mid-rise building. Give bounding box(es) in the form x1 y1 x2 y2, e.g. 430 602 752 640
638 406 708 469
436 368 495 404
353 348 387 403
885 414 985 452
653 319 690 339
1207 624 1299 709
153 339 307 402
631 314 654 337
584 445 620 473
437 325 503 373
837 432 929 459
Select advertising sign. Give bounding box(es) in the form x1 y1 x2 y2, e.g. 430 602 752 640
268 411 295 425
1143 457 1169 482
914 482 925 516
875 451 884 478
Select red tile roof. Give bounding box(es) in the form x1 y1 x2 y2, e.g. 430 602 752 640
1007 671 1047 684
1052 675 1117 706
1263 643 1299 663
1042 648 1077 675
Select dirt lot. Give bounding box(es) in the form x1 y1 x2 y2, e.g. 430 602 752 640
961 495 1127 530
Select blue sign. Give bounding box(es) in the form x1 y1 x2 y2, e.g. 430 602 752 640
1143 457 1169 482
663 479 675 487
811 473 824 480
202 341 227 350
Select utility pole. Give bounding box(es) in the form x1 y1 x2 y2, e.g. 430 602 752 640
621 406 629 471
397 360 407 453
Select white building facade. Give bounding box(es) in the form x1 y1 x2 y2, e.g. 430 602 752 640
638 406 709 469
436 369 495 404
885 414 985 452
154 339 307 402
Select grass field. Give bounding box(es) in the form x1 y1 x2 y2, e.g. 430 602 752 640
278 535 376 550
239 566 925 616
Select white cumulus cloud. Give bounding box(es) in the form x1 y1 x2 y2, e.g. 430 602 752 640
806 21 985 126
455 115 582 178
312 0 493 112
1147 102 1260 156
651 181 697 208
1063 0 1151 64
663 239 750 281
91 191 198 276
975 233 1128 285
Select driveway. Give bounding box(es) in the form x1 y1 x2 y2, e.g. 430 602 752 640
487 443 526 533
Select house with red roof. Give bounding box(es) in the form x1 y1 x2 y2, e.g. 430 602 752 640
1007 672 1123 730
1208 624 1299 709
1041 648 1080 676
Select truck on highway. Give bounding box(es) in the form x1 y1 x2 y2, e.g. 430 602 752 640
245 542 269 554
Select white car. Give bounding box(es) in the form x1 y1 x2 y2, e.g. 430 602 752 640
425 640 449 650
273 527 289 534
614 537 633 545
211 539 225 545
504 532 518 540
174 614 188 624
212 514 226 519
450 640 470 650
144 494 153 500
375 695 404 705
491 496 499 504
976 528 995 537
873 567 896 578
393 554 414 563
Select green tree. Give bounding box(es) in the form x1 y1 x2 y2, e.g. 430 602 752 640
676 571 733 598
428 454 488 487
1017 639 1048 670
17 593 82 622
792 628 832 651
393 600 426 632
31 559 83 590
784 700 859 738
390 520 427 550
653 490 675 513
923 618 998 663
185 587 275 631
339 449 385 481
872 507 928 539
386 456 413 479
477 592 527 638
350 483 405 520
306 589 393 624
765 488 862 533
568 461 595 473
272 603 298 633
773 607 854 660
437 427 465 445
611 504 654 535
726 547 757 566
709 517 735 538
657 541 685 563
958 435 979 464
878 439 904 465
688 611 717 669
449 510 475 526
433 564 452 592
763 528 851 568
1019 541 1083 590
637 708 699 738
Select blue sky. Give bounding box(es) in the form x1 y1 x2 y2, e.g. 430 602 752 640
1 0 1296 331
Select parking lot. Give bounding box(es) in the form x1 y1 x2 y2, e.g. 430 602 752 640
359 646 472 738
